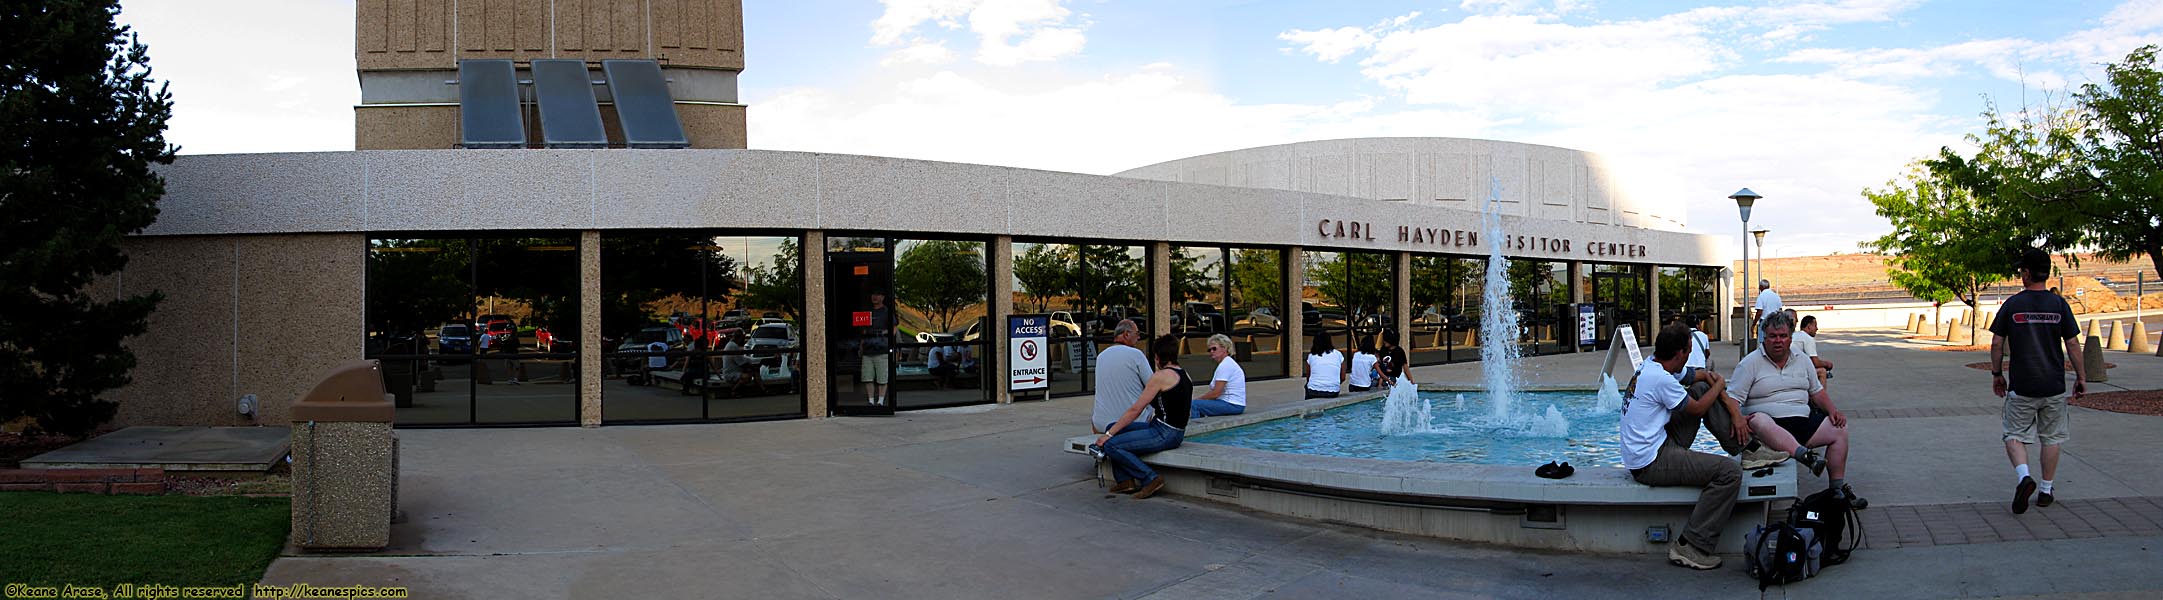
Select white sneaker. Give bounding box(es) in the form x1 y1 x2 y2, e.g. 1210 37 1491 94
1740 446 1789 470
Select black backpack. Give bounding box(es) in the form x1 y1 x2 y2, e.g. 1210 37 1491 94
1745 521 1818 590
1789 488 1864 566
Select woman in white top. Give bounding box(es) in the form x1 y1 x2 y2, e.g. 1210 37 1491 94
1346 335 1380 392
1191 333 1248 417
1305 332 1346 398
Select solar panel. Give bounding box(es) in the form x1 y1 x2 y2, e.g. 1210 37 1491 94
602 60 691 149
457 59 525 149
530 59 609 149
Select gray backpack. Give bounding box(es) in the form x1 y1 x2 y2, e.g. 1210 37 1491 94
1744 522 1821 590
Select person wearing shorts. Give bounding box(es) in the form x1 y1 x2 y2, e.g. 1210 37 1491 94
860 291 894 406
1989 248 2084 514
1731 310 1865 510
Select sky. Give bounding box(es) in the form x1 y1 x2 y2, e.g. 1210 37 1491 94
115 0 2163 258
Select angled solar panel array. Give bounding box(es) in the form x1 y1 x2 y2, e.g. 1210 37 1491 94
530 59 609 149
603 60 691 149
457 60 525 149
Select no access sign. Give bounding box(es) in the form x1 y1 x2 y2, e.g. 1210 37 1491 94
1009 314 1050 392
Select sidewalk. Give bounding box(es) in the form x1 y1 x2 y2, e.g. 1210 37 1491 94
261 329 2163 599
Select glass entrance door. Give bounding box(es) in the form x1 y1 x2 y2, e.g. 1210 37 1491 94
826 245 896 416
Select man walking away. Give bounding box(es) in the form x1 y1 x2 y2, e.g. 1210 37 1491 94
1989 248 2085 514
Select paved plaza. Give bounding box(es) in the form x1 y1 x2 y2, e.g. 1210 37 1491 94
262 329 2163 598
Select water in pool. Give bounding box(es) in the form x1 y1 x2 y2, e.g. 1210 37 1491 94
1188 387 1725 468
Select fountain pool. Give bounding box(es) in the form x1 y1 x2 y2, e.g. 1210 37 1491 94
1188 390 1724 468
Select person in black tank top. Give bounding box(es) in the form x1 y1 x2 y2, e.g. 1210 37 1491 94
1089 334 1193 499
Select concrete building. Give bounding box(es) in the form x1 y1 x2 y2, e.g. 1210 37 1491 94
95 0 1732 429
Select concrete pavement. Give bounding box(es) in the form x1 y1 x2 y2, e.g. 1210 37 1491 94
261 328 2163 598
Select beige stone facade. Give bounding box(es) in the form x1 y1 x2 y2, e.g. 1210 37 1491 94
354 0 746 150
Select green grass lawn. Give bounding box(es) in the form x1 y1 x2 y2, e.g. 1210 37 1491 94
0 492 289 587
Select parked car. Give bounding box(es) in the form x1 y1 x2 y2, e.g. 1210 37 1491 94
1233 307 1282 333
1302 302 1323 327
478 317 518 350
744 322 799 386
614 326 685 373
1177 301 1226 333
437 323 475 355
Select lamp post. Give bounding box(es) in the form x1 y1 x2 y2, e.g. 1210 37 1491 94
1731 188 1761 358
1752 229 1769 296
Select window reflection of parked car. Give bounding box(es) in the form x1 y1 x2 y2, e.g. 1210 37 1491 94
1302 302 1323 327
1233 306 1282 332
614 326 684 373
1176 302 1226 333
437 323 475 355
744 323 798 388
480 318 518 350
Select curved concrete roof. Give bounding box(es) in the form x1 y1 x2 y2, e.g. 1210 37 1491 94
145 148 1723 266
1117 137 1681 232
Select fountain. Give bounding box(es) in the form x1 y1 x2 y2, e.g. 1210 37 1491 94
1060 185 1793 554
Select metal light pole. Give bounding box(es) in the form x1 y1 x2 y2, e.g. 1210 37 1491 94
1731 189 1761 359
1752 229 1769 297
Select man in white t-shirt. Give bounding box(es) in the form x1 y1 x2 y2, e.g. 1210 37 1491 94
1623 322 1745 570
1754 280 1783 350
1191 333 1247 417
1793 314 1832 386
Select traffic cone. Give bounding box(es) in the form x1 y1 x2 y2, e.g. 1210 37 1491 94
2085 319 2101 341
1949 320 1973 344
2129 321 2153 354
1907 314 1922 333
2110 321 2130 351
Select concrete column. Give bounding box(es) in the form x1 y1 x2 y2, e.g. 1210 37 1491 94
1151 242 1172 337
1568 260 1585 352
1285 246 1305 377
579 231 602 428
802 231 828 419
991 236 1015 404
1395 252 1412 351
1647 267 1661 333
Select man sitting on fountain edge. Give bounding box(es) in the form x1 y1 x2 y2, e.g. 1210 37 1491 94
1730 310 1867 510
1623 322 1748 570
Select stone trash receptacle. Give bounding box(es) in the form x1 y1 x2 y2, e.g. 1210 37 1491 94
289 360 399 552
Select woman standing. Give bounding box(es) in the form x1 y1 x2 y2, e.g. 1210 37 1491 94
1091 334 1195 499
1305 332 1346 398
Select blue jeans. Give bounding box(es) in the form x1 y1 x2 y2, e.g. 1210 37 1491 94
1189 399 1245 418
1097 421 1184 484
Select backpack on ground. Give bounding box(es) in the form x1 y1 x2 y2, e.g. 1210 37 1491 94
1744 521 1820 590
1789 487 1864 566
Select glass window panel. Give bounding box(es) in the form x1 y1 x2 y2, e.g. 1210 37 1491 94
367 235 581 426
1013 240 1152 398
601 232 802 423
1225 247 1285 380
891 238 992 409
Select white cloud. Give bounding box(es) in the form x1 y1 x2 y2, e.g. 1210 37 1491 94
748 67 1500 176
118 0 357 154
882 40 957 66
1279 26 1376 63
870 0 1088 66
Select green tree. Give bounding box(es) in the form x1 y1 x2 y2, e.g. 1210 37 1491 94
0 1 176 435
599 235 740 339
895 240 987 331
741 238 802 322
1864 163 2024 340
1077 245 1145 317
1227 248 1282 313
1 1 175 435
1168 247 1215 303
1307 252 1392 324
1013 243 1072 312
2068 45 2163 270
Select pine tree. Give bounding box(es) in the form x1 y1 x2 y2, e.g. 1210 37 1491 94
1 1 176 435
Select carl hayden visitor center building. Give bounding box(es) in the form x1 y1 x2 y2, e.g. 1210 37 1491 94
97 0 1734 429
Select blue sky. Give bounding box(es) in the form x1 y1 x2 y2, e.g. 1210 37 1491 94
118 1 2163 257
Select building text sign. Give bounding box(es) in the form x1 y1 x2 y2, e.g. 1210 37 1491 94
1314 218 1650 258
1008 315 1050 392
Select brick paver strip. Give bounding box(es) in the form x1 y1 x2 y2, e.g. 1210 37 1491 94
1848 406 1998 419
1838 496 2163 550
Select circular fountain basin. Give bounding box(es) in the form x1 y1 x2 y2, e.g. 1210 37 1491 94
1063 385 1795 554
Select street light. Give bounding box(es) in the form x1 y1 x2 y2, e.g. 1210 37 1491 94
1752 229 1769 294
1731 188 1761 358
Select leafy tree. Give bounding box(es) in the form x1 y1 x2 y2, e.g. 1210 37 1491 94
599 234 739 339
741 238 802 322
1864 163 2023 340
895 240 987 331
366 239 474 338
1013 243 1072 312
2068 45 2163 270
1 1 176 435
1168 247 1215 303
1307 252 1392 324
1077 244 1145 317
1227 248 1282 312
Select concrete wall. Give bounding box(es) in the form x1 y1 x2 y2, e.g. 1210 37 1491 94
145 150 1727 269
101 234 365 427
1116 138 1682 232
356 0 743 70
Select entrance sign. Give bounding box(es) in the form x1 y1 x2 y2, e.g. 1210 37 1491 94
1578 304 1597 347
1617 325 1643 366
1009 315 1050 391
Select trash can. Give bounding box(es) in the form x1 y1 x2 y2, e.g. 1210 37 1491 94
290 359 399 552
